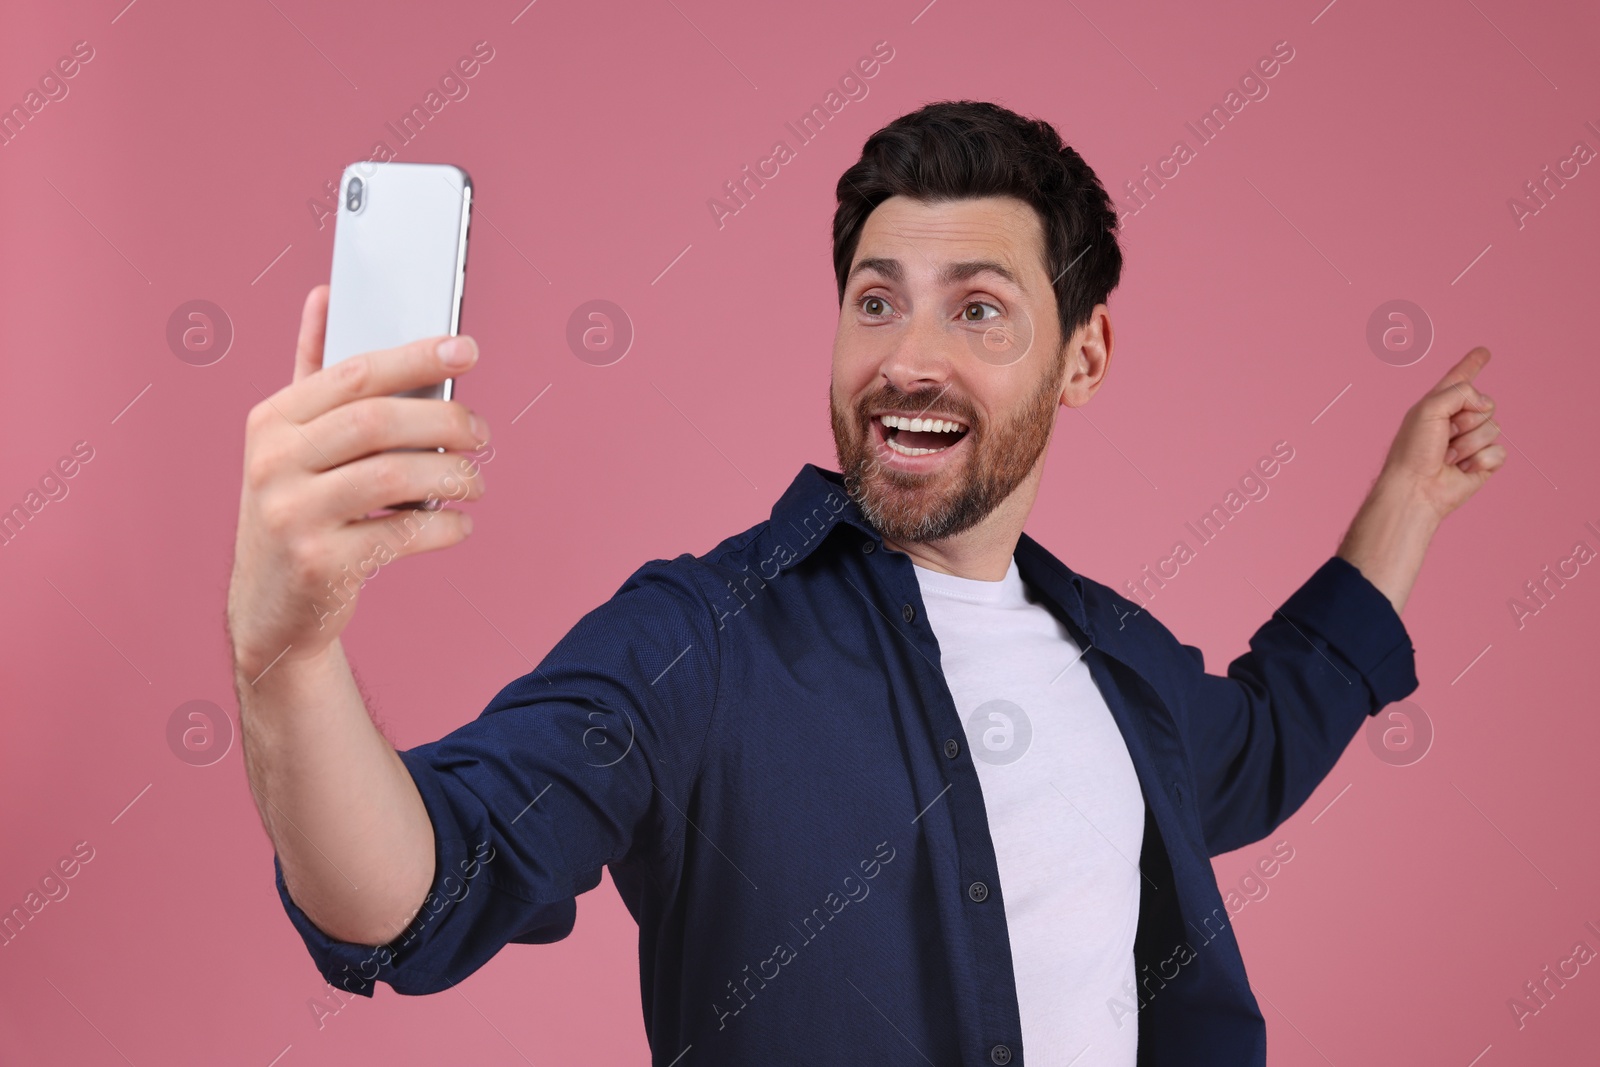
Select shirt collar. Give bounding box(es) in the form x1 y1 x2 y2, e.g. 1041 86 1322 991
766 463 881 563
768 464 1093 640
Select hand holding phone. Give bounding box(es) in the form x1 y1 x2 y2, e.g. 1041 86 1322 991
227 288 489 679
227 161 483 677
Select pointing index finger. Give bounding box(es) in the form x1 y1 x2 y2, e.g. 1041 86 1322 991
1430 345 1491 394
275 334 478 425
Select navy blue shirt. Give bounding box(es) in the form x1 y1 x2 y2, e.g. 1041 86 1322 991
275 463 1418 1065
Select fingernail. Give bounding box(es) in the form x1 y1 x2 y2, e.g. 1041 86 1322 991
439 337 475 368
1445 448 1457 463
461 513 474 536
470 412 488 445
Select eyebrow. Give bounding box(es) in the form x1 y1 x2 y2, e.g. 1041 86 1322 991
847 257 1023 290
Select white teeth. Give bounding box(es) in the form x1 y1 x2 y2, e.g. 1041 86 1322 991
886 435 952 457
878 414 966 434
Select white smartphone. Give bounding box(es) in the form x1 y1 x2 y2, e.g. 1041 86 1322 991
323 161 472 401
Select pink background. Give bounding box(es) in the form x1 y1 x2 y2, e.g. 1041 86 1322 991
3 0 1597 1062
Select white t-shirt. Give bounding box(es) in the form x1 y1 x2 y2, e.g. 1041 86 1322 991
913 556 1146 1066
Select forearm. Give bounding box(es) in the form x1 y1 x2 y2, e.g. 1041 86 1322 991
237 640 436 946
1335 473 1440 617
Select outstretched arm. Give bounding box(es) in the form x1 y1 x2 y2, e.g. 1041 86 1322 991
1336 346 1505 615
1175 346 1503 853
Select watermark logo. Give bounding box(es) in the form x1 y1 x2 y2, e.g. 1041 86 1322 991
965 699 1032 766
582 707 637 768
166 699 234 767
962 304 1035 369
0 439 94 549
0 40 95 150
0 840 95 949
316 840 496 1007
1115 40 1296 223
1365 299 1433 367
167 299 233 366
566 299 633 367
1507 528 1596 631
712 839 897 1031
1120 440 1296 615
1507 124 1597 231
1508 919 1600 1031
1365 700 1433 767
707 41 896 231
304 41 496 230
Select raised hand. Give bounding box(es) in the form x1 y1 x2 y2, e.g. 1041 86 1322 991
226 285 489 682
1376 345 1506 524
1335 346 1505 615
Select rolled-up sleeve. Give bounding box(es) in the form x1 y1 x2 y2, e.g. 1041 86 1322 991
1173 554 1419 856
272 555 721 996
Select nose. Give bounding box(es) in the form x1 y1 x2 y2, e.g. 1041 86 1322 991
877 307 956 396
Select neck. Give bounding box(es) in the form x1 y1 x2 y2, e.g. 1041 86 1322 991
880 464 1044 582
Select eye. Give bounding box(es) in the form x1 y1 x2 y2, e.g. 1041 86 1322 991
961 301 1001 322
859 294 893 317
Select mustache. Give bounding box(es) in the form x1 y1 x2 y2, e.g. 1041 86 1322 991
858 389 977 426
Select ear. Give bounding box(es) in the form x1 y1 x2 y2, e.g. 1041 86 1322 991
1059 304 1113 408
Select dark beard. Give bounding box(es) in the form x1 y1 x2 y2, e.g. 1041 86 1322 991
830 354 1064 544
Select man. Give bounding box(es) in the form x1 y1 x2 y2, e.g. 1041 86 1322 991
229 101 1504 1065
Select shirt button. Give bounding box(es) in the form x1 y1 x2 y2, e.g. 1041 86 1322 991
968 880 989 903
990 1044 1012 1064
862 540 876 554
943 737 960 759
902 603 916 623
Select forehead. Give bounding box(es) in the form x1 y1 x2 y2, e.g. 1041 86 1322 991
852 195 1048 285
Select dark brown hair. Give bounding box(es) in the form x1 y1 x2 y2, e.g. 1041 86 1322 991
832 100 1123 348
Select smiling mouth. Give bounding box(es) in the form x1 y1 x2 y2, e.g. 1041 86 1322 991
873 412 971 457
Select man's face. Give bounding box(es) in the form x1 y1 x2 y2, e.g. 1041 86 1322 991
830 195 1069 545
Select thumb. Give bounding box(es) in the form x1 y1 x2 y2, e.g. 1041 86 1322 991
293 285 330 384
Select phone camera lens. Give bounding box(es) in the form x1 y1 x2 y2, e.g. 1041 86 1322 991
347 176 364 211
